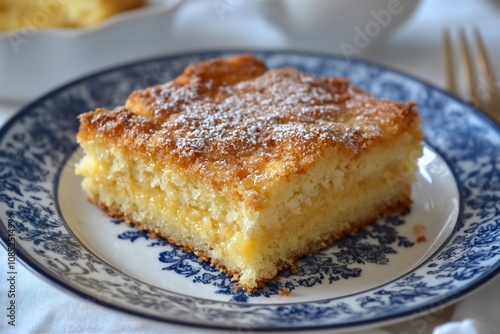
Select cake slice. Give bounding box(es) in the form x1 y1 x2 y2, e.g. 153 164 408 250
76 54 423 291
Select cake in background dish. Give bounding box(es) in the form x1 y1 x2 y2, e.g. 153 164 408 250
0 0 147 32
0 0 185 101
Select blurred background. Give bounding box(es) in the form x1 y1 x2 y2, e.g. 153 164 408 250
1 0 499 104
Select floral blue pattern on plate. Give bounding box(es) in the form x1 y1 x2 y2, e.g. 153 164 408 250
0 51 499 333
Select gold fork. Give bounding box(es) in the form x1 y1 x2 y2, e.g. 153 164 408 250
444 28 500 122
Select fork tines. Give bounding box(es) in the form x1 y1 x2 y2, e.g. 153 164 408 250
444 28 499 121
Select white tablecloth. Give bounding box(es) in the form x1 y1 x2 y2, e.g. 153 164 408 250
1 0 499 333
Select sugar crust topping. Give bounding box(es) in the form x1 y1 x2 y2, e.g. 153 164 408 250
78 54 419 188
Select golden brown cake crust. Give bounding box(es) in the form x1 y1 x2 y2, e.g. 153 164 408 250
78 54 421 196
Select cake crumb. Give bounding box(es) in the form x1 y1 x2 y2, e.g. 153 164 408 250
278 288 291 296
413 224 426 243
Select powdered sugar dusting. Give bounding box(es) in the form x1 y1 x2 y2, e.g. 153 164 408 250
82 56 416 185
144 67 388 162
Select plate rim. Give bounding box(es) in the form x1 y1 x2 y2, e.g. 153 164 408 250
1 49 499 332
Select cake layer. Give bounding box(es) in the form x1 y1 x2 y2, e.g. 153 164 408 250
76 54 423 291
77 115 422 290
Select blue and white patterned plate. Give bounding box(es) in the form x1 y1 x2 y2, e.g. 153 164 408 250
0 51 499 333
